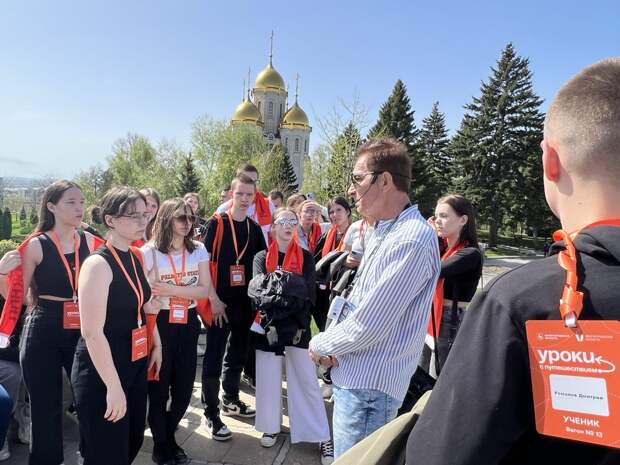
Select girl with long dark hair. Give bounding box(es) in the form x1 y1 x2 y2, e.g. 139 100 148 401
141 198 223 465
0 180 98 465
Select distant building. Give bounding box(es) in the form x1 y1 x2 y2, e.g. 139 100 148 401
230 33 311 186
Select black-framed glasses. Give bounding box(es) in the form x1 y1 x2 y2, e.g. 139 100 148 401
350 172 380 186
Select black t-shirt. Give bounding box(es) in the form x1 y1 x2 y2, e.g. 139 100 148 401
406 226 620 465
204 213 266 305
440 246 483 302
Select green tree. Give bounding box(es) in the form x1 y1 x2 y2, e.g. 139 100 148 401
30 207 38 227
74 164 113 206
19 206 27 226
177 152 201 196
326 122 361 198
451 43 551 247
301 145 331 204
2 208 12 240
191 116 270 212
259 146 298 195
418 102 452 214
367 79 432 212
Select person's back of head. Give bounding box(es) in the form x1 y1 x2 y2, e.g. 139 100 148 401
542 58 620 230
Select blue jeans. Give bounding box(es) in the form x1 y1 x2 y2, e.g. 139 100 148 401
332 386 401 458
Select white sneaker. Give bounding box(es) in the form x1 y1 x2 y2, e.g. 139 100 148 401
260 432 278 448
0 441 10 461
320 381 333 400
15 401 31 444
320 440 334 465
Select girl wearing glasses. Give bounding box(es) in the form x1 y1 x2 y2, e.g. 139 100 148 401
140 198 224 465
72 187 162 465
250 208 334 465
295 201 331 255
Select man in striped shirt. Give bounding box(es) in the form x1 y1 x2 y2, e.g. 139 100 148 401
309 138 440 458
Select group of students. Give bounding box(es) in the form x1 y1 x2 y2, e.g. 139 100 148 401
0 162 399 465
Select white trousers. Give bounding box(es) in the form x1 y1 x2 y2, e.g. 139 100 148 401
255 347 331 443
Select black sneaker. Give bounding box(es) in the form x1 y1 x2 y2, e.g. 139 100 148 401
320 440 334 465
151 442 175 465
221 398 256 418
171 444 188 464
206 416 232 441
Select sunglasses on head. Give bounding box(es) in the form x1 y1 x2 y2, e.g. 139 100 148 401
274 218 298 227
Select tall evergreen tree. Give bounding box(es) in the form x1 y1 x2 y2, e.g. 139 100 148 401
2 208 11 240
326 122 361 198
177 152 201 196
20 206 27 226
418 102 452 214
367 80 432 212
450 43 552 247
260 146 298 195
30 207 38 227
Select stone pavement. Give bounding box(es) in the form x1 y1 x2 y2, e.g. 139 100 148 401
3 362 332 465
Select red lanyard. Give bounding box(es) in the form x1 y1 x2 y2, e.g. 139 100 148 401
106 243 144 326
227 211 250 265
553 218 620 327
49 230 80 302
167 250 186 286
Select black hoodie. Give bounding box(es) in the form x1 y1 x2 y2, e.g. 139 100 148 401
406 225 620 465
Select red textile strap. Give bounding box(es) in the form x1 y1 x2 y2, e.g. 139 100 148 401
254 191 272 226
0 233 42 347
266 238 304 275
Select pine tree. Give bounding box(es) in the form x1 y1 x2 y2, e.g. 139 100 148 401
367 80 432 211
326 122 361 198
19 206 27 226
177 152 201 196
450 43 551 247
2 208 11 240
30 208 38 227
279 150 298 194
418 102 452 215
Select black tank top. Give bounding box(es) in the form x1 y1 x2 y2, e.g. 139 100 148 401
33 230 90 298
93 246 151 340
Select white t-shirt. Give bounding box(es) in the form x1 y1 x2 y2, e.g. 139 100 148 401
215 197 276 243
343 219 375 256
140 241 209 309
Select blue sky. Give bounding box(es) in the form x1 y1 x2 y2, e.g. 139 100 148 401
1 0 618 179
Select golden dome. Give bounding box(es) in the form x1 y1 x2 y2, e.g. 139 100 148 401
231 98 264 127
281 102 310 129
254 63 286 93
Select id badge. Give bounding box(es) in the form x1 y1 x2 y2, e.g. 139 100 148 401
131 326 148 362
327 296 356 324
526 320 620 449
168 297 189 324
63 301 81 330
229 265 246 287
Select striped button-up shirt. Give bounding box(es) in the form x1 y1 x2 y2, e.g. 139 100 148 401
310 204 440 401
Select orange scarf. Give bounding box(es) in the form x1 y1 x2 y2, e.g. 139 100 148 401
254 191 272 226
300 223 322 254
321 224 349 258
266 238 304 275
427 242 466 339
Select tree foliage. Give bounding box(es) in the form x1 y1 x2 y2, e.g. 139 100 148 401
177 152 201 196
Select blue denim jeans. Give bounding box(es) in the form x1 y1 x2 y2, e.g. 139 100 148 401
332 386 402 458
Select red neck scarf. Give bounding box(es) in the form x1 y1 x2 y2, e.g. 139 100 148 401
254 191 272 226
266 238 304 275
427 241 467 340
321 224 349 258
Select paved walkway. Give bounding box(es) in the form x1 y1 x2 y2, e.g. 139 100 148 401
2 258 538 465
3 362 331 465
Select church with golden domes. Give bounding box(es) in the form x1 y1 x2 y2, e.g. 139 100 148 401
230 34 311 186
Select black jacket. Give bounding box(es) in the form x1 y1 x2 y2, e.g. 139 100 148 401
406 225 620 465
251 249 316 354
